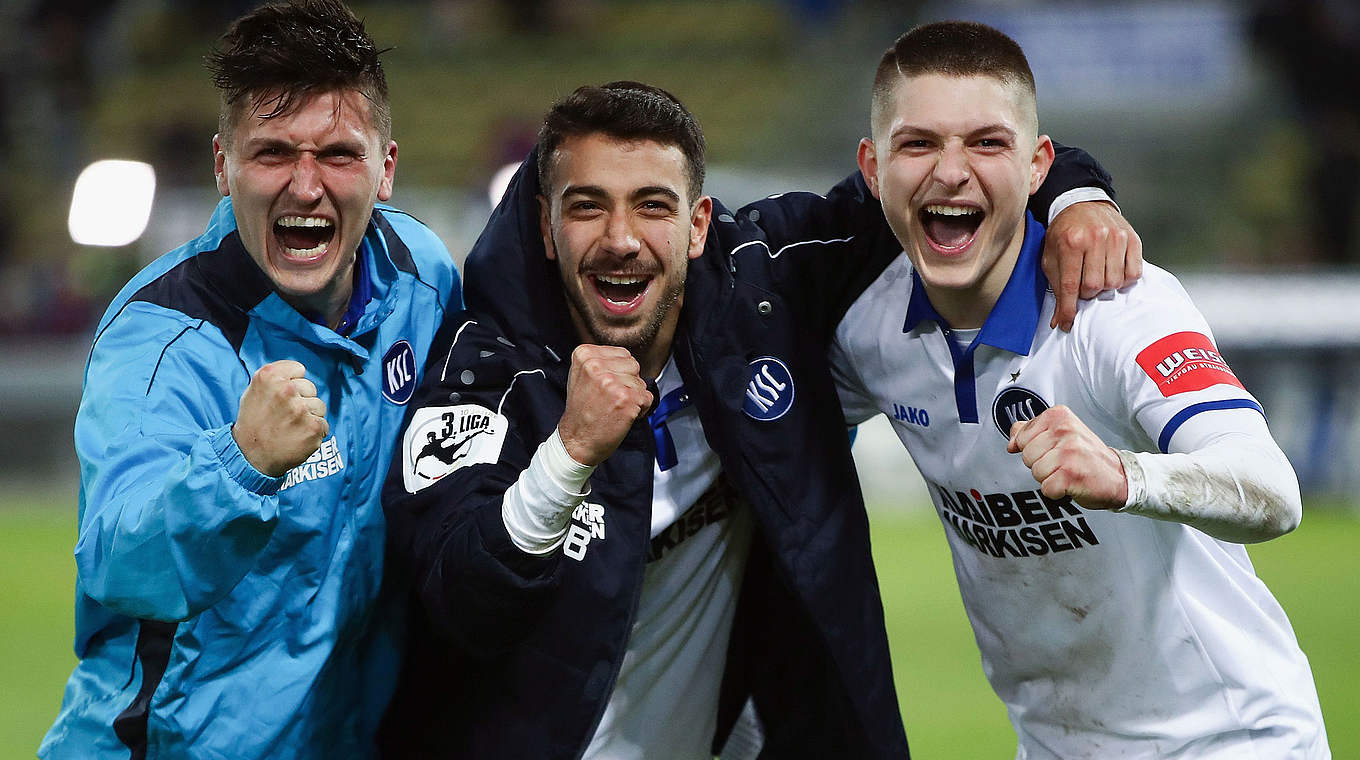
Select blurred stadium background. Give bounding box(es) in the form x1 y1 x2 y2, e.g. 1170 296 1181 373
2 0 1358 756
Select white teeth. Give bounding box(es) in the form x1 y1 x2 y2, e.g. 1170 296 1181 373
597 274 648 285
276 216 332 258
276 216 333 228
283 243 328 257
924 205 980 216
282 242 328 258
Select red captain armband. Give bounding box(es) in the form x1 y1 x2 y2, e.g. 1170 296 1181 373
1136 332 1244 397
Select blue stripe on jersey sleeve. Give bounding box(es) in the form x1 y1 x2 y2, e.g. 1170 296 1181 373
1158 399 1266 453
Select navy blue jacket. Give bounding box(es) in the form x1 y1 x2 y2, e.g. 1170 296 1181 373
380 147 1112 759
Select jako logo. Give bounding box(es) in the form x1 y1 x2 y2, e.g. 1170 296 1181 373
743 357 795 421
382 340 416 404
992 387 1049 437
892 403 930 427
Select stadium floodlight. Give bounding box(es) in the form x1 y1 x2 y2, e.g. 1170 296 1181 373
68 160 156 247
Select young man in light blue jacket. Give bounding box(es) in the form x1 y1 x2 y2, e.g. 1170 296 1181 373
40 2 460 757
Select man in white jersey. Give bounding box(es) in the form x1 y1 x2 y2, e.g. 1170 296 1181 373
379 81 1142 758
831 20 1330 759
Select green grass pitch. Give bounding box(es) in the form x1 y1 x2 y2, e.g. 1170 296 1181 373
5 493 1356 758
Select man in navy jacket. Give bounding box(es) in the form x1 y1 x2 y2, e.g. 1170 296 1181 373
380 82 1133 758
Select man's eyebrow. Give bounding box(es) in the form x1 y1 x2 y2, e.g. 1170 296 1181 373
240 136 367 153
560 184 609 200
560 185 682 205
968 124 1017 139
887 124 939 143
889 123 1018 140
630 186 681 204
317 139 367 154
242 136 295 151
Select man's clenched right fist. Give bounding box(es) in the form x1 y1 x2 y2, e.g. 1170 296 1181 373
558 345 653 467
233 360 328 477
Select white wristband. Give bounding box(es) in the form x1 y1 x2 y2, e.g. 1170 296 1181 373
542 428 594 494
501 429 595 555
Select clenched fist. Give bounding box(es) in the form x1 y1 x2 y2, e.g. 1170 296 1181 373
558 345 653 467
233 360 328 477
1007 405 1127 510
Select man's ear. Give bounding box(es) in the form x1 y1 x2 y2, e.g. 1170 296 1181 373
1029 135 1056 195
687 196 713 260
537 195 556 261
856 137 881 199
377 140 398 201
213 134 230 197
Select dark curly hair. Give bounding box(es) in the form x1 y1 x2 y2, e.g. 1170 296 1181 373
537 81 707 202
206 0 391 142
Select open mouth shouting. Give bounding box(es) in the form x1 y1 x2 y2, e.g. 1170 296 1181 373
591 272 653 314
274 215 336 261
921 204 983 254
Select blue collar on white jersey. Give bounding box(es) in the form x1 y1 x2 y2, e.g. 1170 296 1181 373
902 211 1048 353
901 212 1047 422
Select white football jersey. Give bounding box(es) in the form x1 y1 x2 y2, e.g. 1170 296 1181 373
831 220 1329 759
585 357 753 760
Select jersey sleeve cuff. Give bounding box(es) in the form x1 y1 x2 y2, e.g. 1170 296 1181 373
211 425 286 496
1113 449 1147 512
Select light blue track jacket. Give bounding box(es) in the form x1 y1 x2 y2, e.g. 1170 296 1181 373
39 197 460 759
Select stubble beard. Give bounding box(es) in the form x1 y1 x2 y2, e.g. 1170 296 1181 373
561 264 686 366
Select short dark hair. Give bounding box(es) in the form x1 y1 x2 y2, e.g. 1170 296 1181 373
536 81 707 202
206 0 391 143
871 21 1036 131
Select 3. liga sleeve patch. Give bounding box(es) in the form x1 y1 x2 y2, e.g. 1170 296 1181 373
1135 331 1243 397
401 404 508 493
